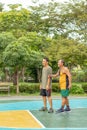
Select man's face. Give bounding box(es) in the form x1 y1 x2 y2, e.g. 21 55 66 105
58 60 63 67
42 59 48 67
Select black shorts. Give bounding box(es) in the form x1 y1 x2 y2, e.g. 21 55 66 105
40 89 51 97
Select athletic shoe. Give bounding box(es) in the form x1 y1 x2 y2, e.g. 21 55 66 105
39 107 48 111
64 107 71 112
48 108 54 113
55 108 64 113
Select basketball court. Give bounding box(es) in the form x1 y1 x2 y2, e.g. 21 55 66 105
0 98 87 130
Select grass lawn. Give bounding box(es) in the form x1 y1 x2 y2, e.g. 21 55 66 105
0 91 87 97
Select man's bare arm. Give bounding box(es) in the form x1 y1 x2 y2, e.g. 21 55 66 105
46 76 51 90
49 71 59 78
65 68 72 89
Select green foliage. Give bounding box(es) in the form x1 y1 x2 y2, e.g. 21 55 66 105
29 0 87 42
70 84 84 94
3 42 30 67
10 82 60 94
10 84 16 93
82 83 87 93
0 2 4 12
0 8 30 33
64 0 87 42
0 32 16 51
9 82 86 94
60 42 87 68
0 32 16 67
0 70 5 81
72 69 87 82
0 0 87 84
45 37 87 68
18 32 51 52
19 83 39 93
8 4 22 10
10 83 40 94
52 83 60 92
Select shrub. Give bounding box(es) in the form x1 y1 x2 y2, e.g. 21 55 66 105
19 83 39 93
10 82 60 94
82 83 87 93
70 84 84 94
10 84 16 93
72 70 87 82
9 82 86 94
19 83 60 93
52 83 60 92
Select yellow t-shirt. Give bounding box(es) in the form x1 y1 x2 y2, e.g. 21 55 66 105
59 72 69 90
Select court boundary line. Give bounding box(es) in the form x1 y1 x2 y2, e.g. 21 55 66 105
26 110 45 128
0 127 87 130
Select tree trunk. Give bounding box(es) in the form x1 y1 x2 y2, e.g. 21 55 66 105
13 68 19 94
5 69 8 82
22 67 25 82
13 72 17 85
37 68 41 82
16 69 19 94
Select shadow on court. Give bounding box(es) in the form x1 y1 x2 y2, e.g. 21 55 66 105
31 108 87 128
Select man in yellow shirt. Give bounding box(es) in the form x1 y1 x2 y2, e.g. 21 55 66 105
50 59 71 113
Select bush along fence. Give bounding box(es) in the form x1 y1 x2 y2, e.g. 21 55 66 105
8 82 87 94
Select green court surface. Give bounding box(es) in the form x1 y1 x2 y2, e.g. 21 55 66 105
31 108 87 128
0 98 87 130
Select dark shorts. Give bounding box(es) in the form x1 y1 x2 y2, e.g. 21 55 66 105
40 89 51 97
61 89 69 97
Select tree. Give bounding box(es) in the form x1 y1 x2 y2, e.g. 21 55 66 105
0 2 4 12
29 0 87 42
0 32 16 52
0 6 30 38
0 32 16 81
45 36 87 69
58 0 87 42
28 50 44 82
0 1 87 85
17 32 49 82
3 42 31 94
59 40 87 68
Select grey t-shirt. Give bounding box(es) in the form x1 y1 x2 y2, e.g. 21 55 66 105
41 65 52 89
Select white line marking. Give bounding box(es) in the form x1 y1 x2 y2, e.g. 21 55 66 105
26 110 45 128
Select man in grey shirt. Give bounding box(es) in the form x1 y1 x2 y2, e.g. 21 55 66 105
39 57 53 113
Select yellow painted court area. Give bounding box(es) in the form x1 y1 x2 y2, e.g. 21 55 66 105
0 110 43 128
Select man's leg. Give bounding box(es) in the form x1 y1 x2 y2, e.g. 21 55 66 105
55 97 65 113
48 96 53 113
61 97 66 108
65 97 69 106
65 97 71 111
39 96 47 111
48 96 52 109
43 96 47 108
46 89 53 113
39 89 47 111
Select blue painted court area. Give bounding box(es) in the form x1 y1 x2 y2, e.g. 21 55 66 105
0 98 87 130
0 99 87 111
